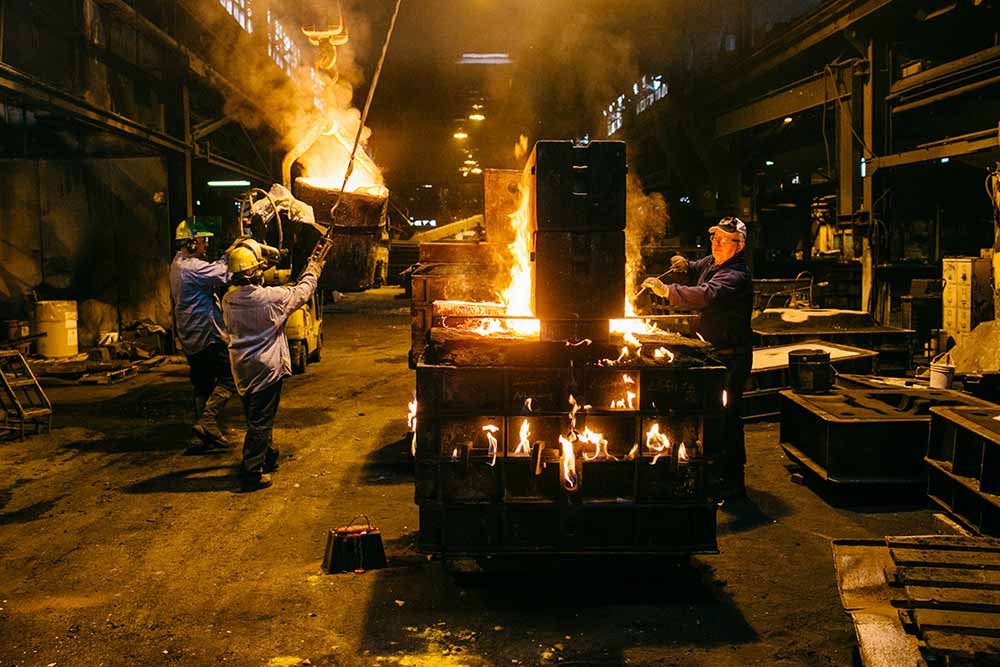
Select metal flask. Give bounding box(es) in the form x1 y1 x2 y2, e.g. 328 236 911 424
322 515 387 573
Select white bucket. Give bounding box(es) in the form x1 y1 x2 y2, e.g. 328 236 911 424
929 362 955 389
35 300 79 358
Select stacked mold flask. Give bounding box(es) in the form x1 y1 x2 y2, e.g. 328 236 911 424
413 140 727 557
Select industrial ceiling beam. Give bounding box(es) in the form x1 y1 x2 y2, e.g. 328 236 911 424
0 62 188 153
710 0 895 100
714 71 851 138
192 115 235 141
866 126 1000 174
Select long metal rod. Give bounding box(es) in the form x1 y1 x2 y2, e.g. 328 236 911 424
309 0 403 263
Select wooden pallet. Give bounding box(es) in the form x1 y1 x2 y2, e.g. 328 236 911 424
834 535 1000 666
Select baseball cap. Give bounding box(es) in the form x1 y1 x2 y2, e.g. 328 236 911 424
709 217 747 241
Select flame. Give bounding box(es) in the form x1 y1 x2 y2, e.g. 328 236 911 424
654 347 676 362
496 183 540 336
626 443 639 460
678 442 689 462
580 427 614 461
645 422 671 465
299 122 387 197
524 398 533 413
407 396 418 457
482 424 499 467
722 390 729 407
450 448 460 462
695 332 706 341
610 374 637 409
514 419 532 456
559 435 579 491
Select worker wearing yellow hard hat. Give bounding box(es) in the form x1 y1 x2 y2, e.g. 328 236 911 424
169 218 238 454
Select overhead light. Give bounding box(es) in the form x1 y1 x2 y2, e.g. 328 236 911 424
471 167 483 175
453 131 468 140
464 159 477 165
422 184 434 188
457 53 512 65
783 117 793 124
764 160 775 167
469 113 486 121
207 180 251 187
940 157 950 164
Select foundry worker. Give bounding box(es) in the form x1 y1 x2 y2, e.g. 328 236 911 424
641 217 753 498
170 219 238 454
222 243 326 491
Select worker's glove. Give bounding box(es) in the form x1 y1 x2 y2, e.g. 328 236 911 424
641 277 670 299
669 255 689 274
304 258 326 279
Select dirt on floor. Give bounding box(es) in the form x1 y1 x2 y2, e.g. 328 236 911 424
0 287 948 667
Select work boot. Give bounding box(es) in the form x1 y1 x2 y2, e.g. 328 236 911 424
263 448 280 473
193 386 233 447
237 470 273 492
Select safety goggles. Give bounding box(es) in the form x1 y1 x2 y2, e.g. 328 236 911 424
709 232 743 246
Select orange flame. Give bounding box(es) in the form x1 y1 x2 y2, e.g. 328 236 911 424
678 442 689 462
514 419 532 456
610 374 637 409
645 422 671 466
722 390 729 407
559 435 579 491
482 424 499 467
407 396 418 457
450 447 460 462
497 183 540 336
654 347 676 362
580 427 614 461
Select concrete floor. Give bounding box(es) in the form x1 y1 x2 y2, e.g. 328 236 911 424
0 288 949 667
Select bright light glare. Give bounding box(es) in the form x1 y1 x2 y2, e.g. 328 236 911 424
453 131 468 140
207 180 251 187
469 113 486 121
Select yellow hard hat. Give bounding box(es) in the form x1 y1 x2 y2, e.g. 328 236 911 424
175 219 214 240
228 245 262 273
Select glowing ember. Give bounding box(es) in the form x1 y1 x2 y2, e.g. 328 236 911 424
482 424 499 467
653 347 676 362
407 395 418 457
722 390 729 407
559 435 579 491
514 418 532 456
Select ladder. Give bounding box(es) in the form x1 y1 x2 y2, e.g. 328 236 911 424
0 350 52 439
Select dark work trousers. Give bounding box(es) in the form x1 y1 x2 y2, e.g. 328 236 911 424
715 347 753 469
186 341 237 404
240 379 283 474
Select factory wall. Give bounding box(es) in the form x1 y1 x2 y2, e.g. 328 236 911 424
0 158 172 348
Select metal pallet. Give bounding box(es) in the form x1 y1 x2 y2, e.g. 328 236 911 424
0 350 52 439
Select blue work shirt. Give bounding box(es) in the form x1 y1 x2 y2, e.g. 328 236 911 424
668 252 753 350
222 269 319 395
169 251 229 355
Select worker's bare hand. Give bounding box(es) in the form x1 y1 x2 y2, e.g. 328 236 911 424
670 255 688 273
641 277 670 298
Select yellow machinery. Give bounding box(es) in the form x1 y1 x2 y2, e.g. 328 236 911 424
238 188 323 374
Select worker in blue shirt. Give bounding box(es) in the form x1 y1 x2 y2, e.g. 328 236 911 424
642 217 754 498
169 220 237 454
222 242 325 491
